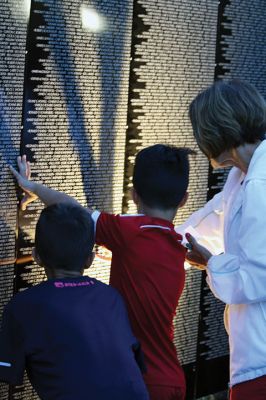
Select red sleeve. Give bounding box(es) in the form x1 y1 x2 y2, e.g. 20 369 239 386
93 212 125 251
0 304 25 385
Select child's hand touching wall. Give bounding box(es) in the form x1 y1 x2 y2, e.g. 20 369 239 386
9 155 38 210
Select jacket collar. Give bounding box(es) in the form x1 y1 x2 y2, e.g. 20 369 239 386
227 140 266 226
243 139 266 185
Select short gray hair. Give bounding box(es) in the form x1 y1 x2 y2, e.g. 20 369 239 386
189 80 266 158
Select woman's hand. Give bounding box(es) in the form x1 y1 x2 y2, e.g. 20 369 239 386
185 233 212 271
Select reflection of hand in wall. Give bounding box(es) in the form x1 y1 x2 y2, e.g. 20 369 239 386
9 155 38 210
185 233 212 271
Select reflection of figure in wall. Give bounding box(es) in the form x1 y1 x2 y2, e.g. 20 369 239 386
177 80 266 400
0 203 149 399
10 144 195 400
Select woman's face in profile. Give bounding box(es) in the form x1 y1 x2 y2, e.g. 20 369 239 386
210 150 236 169
209 144 256 173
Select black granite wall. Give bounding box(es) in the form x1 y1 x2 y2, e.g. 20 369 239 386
0 0 265 398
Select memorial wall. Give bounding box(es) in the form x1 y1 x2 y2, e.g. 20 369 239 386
0 0 265 399
0 1 29 399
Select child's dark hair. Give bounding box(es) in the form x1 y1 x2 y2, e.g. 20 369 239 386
35 203 94 272
133 144 195 210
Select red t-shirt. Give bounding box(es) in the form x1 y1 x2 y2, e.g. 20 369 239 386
93 212 186 389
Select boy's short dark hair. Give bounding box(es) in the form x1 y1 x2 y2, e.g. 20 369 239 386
133 144 194 210
35 203 94 272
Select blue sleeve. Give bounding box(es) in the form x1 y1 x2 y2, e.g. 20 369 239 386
0 304 25 385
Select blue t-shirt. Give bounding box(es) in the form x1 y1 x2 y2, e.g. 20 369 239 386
0 276 148 400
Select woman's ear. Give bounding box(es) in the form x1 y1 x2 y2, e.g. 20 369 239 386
178 192 189 208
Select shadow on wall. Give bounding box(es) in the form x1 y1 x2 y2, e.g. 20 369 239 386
94 0 130 208
0 88 19 261
0 89 18 167
47 0 95 206
49 0 130 210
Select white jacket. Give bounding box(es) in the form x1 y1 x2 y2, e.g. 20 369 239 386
177 139 266 386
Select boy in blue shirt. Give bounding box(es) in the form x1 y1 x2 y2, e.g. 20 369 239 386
0 203 148 400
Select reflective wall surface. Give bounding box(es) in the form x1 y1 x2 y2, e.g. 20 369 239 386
0 0 265 398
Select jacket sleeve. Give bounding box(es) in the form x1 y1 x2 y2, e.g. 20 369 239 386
176 190 225 255
207 178 266 304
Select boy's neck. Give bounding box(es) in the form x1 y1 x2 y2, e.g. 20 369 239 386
138 204 177 223
46 268 84 279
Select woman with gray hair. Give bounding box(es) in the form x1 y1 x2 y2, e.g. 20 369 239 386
178 79 266 400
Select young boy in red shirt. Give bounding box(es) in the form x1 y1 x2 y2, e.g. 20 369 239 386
11 144 193 400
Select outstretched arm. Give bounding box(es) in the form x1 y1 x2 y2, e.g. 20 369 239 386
10 155 85 210
187 178 266 305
